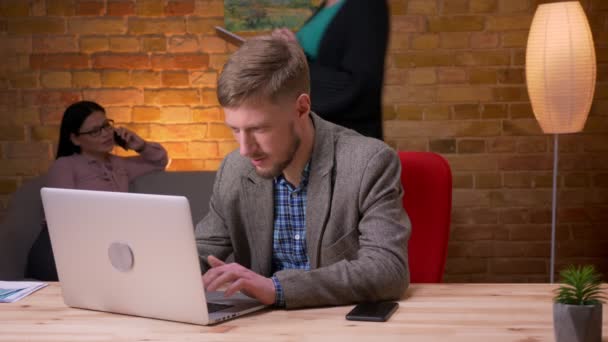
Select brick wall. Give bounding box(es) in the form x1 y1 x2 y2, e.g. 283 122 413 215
384 0 608 281
1 0 607 282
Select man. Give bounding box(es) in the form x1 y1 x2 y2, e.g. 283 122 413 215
195 37 410 309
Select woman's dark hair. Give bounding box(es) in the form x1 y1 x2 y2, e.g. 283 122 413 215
56 101 105 159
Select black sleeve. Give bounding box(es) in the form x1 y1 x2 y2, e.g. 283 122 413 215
309 0 389 121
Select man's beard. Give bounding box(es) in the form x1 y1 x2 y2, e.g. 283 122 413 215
255 127 301 179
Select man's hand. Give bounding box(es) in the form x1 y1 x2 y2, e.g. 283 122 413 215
202 255 276 305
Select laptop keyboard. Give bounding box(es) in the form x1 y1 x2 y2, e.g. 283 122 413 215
207 302 234 313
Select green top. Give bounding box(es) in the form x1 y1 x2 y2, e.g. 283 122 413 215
296 0 345 61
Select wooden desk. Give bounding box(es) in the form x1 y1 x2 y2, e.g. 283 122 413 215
1 283 606 341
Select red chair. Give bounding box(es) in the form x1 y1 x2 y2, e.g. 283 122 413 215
399 152 452 283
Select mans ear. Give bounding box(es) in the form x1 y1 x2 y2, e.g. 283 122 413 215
295 93 311 117
70 133 81 146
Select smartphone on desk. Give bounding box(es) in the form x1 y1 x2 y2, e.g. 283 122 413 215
345 301 399 322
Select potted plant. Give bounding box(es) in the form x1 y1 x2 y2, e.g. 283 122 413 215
554 265 605 342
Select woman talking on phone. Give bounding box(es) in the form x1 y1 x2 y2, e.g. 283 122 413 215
27 100 168 280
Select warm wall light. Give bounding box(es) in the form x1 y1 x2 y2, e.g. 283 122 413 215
525 1 596 283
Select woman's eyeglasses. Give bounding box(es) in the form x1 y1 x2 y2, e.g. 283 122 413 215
77 119 114 137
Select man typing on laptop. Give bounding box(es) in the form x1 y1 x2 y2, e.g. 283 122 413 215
195 37 411 309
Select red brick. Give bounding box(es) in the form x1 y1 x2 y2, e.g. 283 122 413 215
46 0 75 16
498 155 552 171
470 32 499 49
437 86 493 102
442 0 468 13
510 103 534 119
411 34 439 50
502 31 528 48
68 18 125 34
456 51 510 66
502 119 542 135
445 258 487 274
440 32 469 49
517 137 547 153
429 16 485 32
470 0 497 13
160 106 191 123
30 53 89 70
201 90 219 106
131 71 161 87
469 68 497 84
161 71 189 87
200 36 227 53
476 173 502 188
8 72 38 89
83 89 143 105
144 89 199 105
186 17 223 34
132 106 161 122
0 126 26 141
109 36 140 52
407 0 437 14
0 179 19 195
438 67 466 83
30 125 59 142
167 35 200 53
101 71 130 87
497 69 525 84
165 0 194 15
8 18 65 34
0 2 30 16
5 142 51 159
190 71 217 87
453 104 480 120
189 141 218 158
142 36 166 52
490 258 547 274
105 106 131 123
41 72 72 88
499 208 530 224
498 0 529 13
482 104 509 119
207 123 233 139
193 107 223 123
391 15 426 32
33 36 78 53
72 71 101 88
448 241 494 257
80 36 109 53
149 123 206 141
393 52 455 68
151 54 209 70
135 0 163 16
489 189 552 207
129 18 185 34
0 36 32 54
107 1 135 16
487 15 533 31
76 1 105 15
564 173 590 188
453 189 492 207
23 90 81 106
458 139 485 153
92 54 149 69
193 0 224 17
452 173 474 188
429 139 456 153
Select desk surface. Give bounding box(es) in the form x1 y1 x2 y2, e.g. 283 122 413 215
1 283 606 341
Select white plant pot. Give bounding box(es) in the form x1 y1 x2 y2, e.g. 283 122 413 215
553 302 602 342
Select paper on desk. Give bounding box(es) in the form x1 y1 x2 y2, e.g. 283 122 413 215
0 281 47 303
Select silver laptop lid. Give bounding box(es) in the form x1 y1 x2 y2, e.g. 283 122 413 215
41 187 211 325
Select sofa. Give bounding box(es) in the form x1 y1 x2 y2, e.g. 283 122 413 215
0 171 216 280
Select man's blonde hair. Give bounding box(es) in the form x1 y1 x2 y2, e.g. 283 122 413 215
217 37 310 107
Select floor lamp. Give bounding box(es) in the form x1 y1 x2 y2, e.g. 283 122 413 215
525 1 596 283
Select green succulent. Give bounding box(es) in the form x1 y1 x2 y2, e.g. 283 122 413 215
554 265 606 306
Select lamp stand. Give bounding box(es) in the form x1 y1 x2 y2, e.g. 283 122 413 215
550 133 559 283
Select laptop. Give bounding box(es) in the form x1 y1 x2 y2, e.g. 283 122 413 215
40 187 267 325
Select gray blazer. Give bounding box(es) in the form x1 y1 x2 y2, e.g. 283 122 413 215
195 114 411 309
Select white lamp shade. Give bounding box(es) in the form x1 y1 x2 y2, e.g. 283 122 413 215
525 1 596 134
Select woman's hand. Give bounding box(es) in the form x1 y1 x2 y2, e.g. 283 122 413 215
271 28 297 43
114 127 145 152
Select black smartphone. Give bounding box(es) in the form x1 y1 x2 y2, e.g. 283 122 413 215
345 301 399 322
113 131 128 150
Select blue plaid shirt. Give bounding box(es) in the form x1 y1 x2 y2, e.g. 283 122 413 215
270 163 311 307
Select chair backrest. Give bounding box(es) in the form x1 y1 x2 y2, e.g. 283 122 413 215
399 152 452 283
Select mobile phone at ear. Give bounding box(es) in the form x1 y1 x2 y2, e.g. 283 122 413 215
345 301 399 322
113 131 128 150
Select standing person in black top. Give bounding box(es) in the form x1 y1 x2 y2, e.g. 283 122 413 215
272 0 389 140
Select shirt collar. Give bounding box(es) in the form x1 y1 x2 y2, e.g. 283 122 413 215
274 161 311 190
